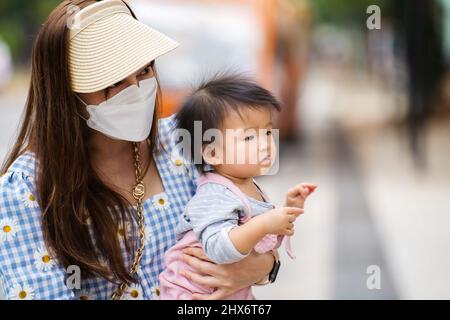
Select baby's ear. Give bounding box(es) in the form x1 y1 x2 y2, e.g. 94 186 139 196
202 143 223 166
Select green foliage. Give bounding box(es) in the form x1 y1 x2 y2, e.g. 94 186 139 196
0 0 62 63
305 0 392 27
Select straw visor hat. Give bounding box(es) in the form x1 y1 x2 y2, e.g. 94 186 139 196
68 0 179 93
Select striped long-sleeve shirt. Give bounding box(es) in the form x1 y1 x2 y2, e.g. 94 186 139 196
175 182 275 264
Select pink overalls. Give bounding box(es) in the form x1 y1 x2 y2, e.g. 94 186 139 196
158 172 295 300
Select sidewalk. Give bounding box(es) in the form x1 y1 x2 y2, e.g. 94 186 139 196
349 118 450 299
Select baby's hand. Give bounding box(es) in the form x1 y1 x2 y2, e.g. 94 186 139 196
259 207 304 236
285 183 318 208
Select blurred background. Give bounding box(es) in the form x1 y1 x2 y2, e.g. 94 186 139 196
1 0 449 299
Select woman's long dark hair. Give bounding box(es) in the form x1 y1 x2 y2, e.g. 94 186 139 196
0 0 163 285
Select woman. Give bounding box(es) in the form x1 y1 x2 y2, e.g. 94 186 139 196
0 0 277 300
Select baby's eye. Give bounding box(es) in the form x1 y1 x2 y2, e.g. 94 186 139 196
244 135 255 142
266 130 272 136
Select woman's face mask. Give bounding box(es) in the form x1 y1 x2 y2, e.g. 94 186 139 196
77 77 158 142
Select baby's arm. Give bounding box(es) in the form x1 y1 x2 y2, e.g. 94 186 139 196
186 184 255 264
228 207 303 255
187 184 302 264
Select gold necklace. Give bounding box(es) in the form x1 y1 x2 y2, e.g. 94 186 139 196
111 142 146 300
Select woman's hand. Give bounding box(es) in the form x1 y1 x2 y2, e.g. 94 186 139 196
180 247 275 300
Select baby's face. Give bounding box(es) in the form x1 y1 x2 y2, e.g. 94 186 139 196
206 106 277 178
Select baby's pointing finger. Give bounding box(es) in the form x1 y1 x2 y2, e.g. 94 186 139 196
299 186 310 198
302 183 318 192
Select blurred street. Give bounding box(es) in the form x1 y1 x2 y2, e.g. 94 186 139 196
253 65 450 299
0 94 24 160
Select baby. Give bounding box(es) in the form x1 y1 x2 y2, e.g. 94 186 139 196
159 74 317 300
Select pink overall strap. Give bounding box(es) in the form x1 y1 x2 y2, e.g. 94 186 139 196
197 172 252 219
252 179 270 202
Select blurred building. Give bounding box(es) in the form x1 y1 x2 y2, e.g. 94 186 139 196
0 37 12 91
131 0 310 139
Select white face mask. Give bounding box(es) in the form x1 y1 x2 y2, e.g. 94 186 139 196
77 77 158 142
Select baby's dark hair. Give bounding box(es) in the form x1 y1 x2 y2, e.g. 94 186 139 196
175 73 281 173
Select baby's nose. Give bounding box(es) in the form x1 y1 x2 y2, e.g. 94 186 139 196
258 136 270 150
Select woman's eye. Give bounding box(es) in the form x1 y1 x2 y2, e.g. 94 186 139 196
266 130 272 136
244 136 255 142
109 81 123 89
141 66 153 76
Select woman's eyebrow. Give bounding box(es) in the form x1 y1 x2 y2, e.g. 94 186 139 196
137 66 147 73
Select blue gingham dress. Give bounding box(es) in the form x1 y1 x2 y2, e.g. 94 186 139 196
0 114 198 300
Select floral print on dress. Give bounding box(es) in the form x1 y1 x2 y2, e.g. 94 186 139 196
0 115 197 300
9 283 35 300
0 218 19 244
22 192 39 209
33 245 56 272
150 284 161 299
77 290 94 300
170 151 187 176
152 193 169 211
121 283 144 300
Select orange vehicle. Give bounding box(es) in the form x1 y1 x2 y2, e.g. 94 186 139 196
132 0 310 139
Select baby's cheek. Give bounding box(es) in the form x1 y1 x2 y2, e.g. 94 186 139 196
220 163 259 179
226 141 257 165
245 142 261 164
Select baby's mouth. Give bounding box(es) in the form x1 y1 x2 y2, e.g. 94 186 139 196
259 155 271 165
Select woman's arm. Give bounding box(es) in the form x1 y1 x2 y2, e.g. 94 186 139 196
179 247 276 300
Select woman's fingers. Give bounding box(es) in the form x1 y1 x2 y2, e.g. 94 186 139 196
181 253 218 277
183 247 212 262
192 288 228 300
181 269 221 288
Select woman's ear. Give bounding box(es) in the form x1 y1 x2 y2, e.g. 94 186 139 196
202 143 222 166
